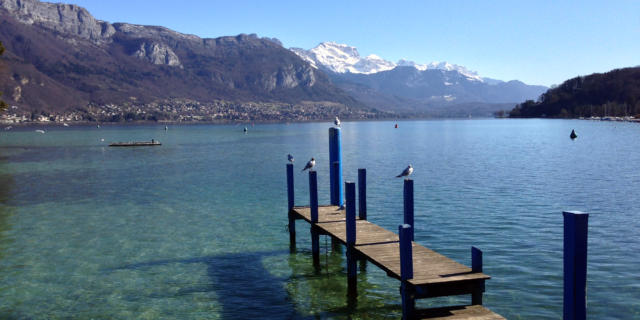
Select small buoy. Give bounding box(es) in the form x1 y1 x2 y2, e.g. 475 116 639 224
243 127 248 133
570 129 577 140
394 123 398 128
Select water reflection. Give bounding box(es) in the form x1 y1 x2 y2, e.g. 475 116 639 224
0 159 15 261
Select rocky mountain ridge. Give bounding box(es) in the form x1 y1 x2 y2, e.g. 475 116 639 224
0 0 379 122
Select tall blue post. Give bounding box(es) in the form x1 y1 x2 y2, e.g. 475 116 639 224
345 182 357 299
310 171 320 267
471 246 484 305
346 182 356 246
287 163 295 250
399 224 414 319
563 211 588 320
403 179 414 241
329 127 343 207
358 168 367 220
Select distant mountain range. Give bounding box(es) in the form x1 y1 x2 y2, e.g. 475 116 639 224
292 42 548 117
0 0 548 122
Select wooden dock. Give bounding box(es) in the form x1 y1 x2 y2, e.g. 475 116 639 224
285 127 504 319
290 204 504 319
286 126 590 319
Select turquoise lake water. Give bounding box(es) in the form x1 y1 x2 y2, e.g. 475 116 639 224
0 119 638 319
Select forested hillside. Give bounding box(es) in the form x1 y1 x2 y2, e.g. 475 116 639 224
510 67 640 118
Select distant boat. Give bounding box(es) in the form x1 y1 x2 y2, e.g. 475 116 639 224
63 123 69 127
109 140 161 147
165 126 168 130
570 129 578 140
4 126 12 130
35 129 45 134
244 127 248 133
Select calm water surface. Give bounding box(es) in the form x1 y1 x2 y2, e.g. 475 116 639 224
0 119 638 319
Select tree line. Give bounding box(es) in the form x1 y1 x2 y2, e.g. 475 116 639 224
510 67 640 118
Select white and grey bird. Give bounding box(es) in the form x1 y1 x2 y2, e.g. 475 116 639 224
396 164 413 178
287 154 294 163
302 158 316 171
334 116 341 127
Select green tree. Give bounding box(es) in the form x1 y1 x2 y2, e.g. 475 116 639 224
0 41 7 112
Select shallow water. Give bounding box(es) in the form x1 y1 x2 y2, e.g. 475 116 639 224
0 119 638 319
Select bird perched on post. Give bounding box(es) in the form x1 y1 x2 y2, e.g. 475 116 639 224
396 164 413 179
287 154 294 163
302 158 316 171
334 116 341 127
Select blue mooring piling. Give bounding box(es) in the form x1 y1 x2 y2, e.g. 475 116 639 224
345 181 357 298
329 127 343 207
403 179 414 241
309 171 320 267
399 224 415 317
286 163 295 250
472 246 484 305
563 211 588 320
358 168 367 220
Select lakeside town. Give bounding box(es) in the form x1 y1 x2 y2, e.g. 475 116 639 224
0 99 387 125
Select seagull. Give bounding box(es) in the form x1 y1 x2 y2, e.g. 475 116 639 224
396 164 413 178
334 116 341 127
302 158 315 171
287 154 294 163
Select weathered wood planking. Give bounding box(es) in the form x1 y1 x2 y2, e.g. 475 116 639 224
414 305 505 320
291 206 490 287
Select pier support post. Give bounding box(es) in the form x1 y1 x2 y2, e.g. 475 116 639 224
563 211 588 320
345 181 357 299
399 224 414 319
471 246 484 305
403 179 414 241
358 168 367 220
329 128 343 207
309 171 320 268
287 163 295 250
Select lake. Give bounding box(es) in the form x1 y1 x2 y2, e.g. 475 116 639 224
0 119 638 319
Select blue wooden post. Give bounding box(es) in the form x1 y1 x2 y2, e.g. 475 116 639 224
329 128 343 207
358 168 366 220
333 161 343 207
345 181 357 298
563 211 588 320
309 171 319 223
309 171 320 267
399 224 414 318
471 246 484 305
345 182 356 246
403 179 414 241
287 163 295 249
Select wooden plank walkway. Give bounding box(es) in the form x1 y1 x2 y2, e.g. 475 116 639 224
293 205 490 286
292 205 504 319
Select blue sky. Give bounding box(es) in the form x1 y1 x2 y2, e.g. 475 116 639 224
59 0 639 86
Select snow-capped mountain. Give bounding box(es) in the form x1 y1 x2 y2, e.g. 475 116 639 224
291 42 482 81
291 42 395 74
290 42 547 117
